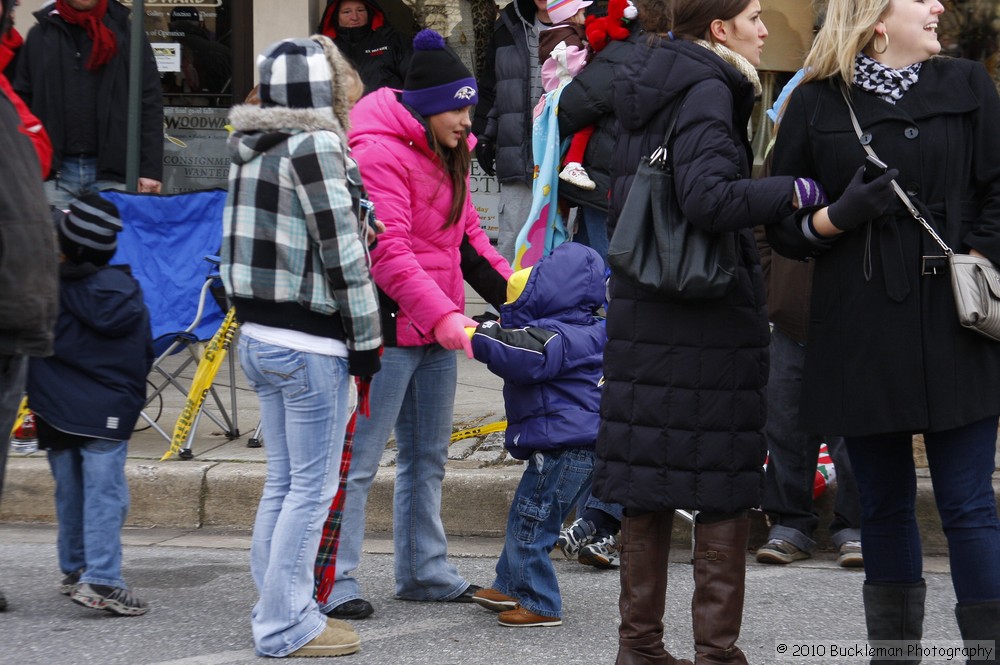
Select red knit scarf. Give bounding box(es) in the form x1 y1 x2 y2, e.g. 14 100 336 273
56 0 116 70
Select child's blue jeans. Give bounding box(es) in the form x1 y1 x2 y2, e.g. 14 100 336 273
492 448 594 618
47 439 130 588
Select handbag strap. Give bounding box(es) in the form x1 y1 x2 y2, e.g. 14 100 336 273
839 86 954 257
649 97 684 169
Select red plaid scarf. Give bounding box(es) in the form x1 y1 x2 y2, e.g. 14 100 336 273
314 378 372 604
56 0 116 70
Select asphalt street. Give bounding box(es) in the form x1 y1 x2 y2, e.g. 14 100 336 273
0 524 966 665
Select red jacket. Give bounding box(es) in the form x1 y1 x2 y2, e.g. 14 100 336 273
0 29 51 178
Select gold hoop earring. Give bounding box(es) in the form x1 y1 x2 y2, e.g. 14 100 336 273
873 31 889 54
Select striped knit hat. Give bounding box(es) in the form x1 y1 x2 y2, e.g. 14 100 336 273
58 194 122 265
547 0 592 24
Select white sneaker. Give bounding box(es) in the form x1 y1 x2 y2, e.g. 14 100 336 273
559 162 596 190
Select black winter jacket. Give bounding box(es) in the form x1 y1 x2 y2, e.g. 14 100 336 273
769 58 1000 436
0 85 56 357
472 0 540 184
318 0 411 95
14 0 163 182
557 36 637 213
27 262 153 444
594 38 796 514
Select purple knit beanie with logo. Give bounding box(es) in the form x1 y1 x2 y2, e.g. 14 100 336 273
401 29 478 117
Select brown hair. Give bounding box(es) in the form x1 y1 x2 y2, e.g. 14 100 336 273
671 0 753 40
428 129 472 228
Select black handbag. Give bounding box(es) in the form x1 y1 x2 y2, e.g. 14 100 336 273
607 101 737 299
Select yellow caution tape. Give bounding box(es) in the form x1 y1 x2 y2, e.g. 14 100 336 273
162 308 239 461
10 396 29 436
450 420 507 443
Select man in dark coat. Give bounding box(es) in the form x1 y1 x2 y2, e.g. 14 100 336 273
14 0 164 209
0 0 59 613
317 0 411 95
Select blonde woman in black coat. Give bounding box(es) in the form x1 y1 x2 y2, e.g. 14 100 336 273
770 0 1000 656
594 0 824 662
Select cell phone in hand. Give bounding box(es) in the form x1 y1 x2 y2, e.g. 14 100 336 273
863 155 888 183
360 198 380 248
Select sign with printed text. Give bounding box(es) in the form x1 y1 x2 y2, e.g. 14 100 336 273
162 106 230 194
152 42 182 73
470 160 499 241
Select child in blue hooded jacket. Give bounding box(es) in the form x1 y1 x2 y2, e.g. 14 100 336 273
27 194 153 616
466 241 607 627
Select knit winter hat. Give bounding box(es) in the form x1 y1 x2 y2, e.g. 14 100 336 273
547 0 592 25
257 37 335 116
58 194 123 266
402 30 478 117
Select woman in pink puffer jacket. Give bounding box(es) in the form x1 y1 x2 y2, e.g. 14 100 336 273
320 30 513 621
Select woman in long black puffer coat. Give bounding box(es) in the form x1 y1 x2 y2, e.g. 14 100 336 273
593 0 820 662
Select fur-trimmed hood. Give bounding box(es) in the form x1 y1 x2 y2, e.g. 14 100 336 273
227 104 349 167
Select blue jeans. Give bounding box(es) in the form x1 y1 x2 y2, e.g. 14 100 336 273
845 416 1000 604
239 336 351 657
0 355 27 498
493 448 593 617
762 328 861 552
324 345 469 609
47 439 130 588
572 206 609 267
44 155 125 210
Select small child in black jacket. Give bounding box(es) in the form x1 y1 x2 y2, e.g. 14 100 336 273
27 194 153 616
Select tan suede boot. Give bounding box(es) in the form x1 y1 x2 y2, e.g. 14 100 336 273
616 511 693 665
691 514 750 665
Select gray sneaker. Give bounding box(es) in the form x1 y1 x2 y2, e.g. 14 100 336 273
556 518 595 559
837 540 864 568
755 538 810 565
578 532 620 569
71 583 149 616
59 569 83 595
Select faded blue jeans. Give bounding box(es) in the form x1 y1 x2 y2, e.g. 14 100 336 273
324 345 470 611
845 416 1000 604
47 439 130 588
493 448 594 617
44 155 125 210
239 335 351 657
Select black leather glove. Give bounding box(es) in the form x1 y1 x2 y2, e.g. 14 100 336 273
475 139 496 177
827 165 899 231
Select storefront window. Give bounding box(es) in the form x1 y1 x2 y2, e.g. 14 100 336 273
135 0 233 108
120 1 241 194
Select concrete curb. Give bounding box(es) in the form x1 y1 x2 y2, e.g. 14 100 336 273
3 456 989 556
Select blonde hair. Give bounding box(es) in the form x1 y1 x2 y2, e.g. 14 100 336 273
801 0 889 86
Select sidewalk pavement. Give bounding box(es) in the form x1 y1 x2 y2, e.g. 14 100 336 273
3 286 998 553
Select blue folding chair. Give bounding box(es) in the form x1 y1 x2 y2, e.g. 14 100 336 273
103 189 240 457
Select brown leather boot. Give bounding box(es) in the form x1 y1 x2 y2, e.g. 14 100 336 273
616 511 693 665
691 514 750 665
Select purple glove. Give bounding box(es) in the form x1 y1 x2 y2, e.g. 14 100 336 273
793 178 828 209
827 165 899 231
433 312 478 359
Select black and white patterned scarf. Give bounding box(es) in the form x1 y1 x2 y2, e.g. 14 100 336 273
853 53 921 104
